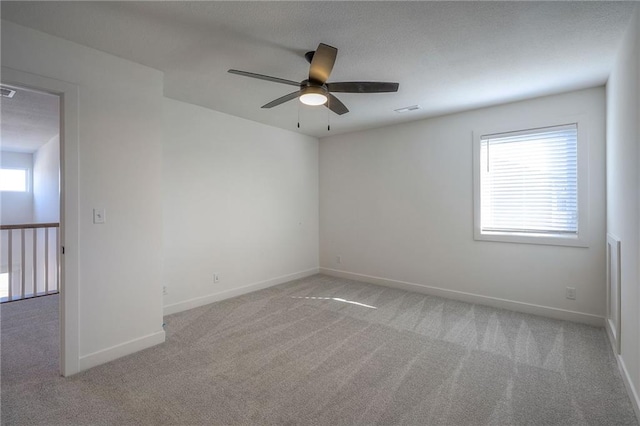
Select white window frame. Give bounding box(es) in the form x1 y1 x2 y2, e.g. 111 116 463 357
473 116 589 247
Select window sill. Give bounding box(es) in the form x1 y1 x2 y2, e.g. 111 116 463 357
474 230 589 248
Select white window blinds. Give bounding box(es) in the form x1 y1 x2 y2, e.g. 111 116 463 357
480 124 578 235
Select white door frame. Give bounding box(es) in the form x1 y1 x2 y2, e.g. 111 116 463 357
2 66 80 376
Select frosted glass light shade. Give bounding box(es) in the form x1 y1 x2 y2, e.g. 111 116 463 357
299 86 327 106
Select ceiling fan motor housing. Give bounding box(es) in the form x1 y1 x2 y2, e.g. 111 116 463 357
304 51 315 64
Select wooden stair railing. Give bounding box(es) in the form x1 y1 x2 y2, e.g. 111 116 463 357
1 223 60 302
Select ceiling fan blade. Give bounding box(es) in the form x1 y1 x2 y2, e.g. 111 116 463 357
326 94 349 115
228 69 300 87
261 91 300 109
327 82 399 93
309 43 337 84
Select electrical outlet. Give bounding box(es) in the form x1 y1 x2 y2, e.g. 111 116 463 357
163 286 168 296
336 256 342 264
213 273 220 283
566 287 576 300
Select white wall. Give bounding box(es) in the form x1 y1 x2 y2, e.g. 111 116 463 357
1 20 165 370
0 151 33 224
162 98 319 313
606 6 640 415
33 134 59 223
320 87 605 323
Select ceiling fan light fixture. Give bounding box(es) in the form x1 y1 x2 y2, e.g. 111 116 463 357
229 42 398 115
299 86 327 106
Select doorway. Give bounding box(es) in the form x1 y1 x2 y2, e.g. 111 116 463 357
1 84 61 302
0 67 80 377
1 84 62 380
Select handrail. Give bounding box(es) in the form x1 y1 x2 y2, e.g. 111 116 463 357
0 223 59 230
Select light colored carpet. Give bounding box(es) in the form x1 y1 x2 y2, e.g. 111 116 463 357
1 274 638 425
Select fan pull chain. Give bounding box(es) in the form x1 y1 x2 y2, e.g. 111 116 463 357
297 102 301 128
327 97 331 131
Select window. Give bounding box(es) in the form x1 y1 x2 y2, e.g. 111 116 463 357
0 168 28 192
473 121 588 247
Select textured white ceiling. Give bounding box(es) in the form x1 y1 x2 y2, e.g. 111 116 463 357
1 1 635 138
0 85 59 153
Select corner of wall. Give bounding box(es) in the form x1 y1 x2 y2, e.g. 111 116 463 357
606 3 640 420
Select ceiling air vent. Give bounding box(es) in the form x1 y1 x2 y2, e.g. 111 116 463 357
0 86 17 98
394 105 421 113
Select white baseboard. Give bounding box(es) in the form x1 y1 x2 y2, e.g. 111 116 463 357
320 268 604 327
79 329 166 372
605 317 622 355
163 268 320 316
613 348 640 421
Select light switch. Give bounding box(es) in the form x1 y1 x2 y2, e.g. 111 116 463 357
93 208 106 224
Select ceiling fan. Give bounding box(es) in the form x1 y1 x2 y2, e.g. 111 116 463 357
228 43 399 115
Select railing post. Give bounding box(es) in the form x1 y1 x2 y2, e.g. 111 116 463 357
8 230 13 301
44 228 49 295
33 229 37 297
55 226 60 292
20 229 25 299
